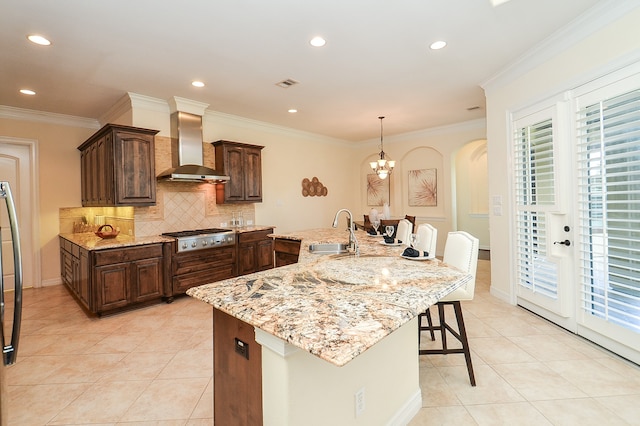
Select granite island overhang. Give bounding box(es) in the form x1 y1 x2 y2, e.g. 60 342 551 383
187 227 472 425
187 228 471 366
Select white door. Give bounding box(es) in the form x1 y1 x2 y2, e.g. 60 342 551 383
511 65 640 364
572 70 640 363
512 101 576 331
0 138 37 289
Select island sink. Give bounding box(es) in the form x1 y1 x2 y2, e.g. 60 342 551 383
308 242 350 254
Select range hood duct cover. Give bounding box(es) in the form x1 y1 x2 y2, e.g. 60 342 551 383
158 111 230 183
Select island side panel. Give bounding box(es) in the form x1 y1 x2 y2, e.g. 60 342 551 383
259 317 422 426
213 308 263 425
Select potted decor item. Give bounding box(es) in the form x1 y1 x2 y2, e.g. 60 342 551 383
95 224 120 239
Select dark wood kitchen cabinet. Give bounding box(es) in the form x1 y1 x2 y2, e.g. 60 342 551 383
60 238 90 310
237 228 274 276
273 238 301 267
60 237 167 315
93 244 164 313
78 124 159 207
167 244 236 297
213 308 262 425
213 140 264 204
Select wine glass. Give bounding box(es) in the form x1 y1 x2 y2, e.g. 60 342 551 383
409 233 420 248
372 220 380 235
385 225 395 238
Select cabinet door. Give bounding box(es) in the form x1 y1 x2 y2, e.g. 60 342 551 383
274 238 301 267
78 249 90 308
132 257 163 303
60 247 73 287
237 242 256 276
243 147 263 202
85 142 98 205
224 145 246 202
95 133 113 205
80 149 90 205
256 238 274 271
113 130 156 205
95 263 130 312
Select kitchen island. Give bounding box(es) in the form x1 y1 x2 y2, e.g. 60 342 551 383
187 228 471 425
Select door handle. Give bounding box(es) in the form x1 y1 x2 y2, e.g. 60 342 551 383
553 240 571 246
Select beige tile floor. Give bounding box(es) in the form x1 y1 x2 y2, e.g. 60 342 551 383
5 259 640 425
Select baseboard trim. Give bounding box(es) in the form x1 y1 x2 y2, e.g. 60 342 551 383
386 388 422 426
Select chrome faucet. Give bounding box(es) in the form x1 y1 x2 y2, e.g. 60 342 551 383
332 208 359 256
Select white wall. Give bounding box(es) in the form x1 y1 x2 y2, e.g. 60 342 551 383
483 4 640 302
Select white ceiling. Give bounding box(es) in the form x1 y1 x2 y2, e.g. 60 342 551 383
1 0 603 141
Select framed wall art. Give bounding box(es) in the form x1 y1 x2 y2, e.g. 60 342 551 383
367 174 390 206
408 168 437 206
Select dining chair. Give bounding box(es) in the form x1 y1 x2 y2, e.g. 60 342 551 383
404 215 416 232
418 231 479 386
415 223 438 339
380 219 400 237
396 219 412 244
415 223 437 256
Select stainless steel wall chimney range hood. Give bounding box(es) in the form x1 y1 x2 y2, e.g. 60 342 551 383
157 111 230 183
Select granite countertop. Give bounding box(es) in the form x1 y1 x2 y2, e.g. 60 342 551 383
60 225 276 251
234 225 275 233
187 227 472 367
59 232 173 250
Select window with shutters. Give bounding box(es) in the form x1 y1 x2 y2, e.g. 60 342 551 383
576 87 640 334
514 116 559 299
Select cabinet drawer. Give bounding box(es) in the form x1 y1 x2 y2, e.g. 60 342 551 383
274 239 301 256
94 244 163 266
172 246 235 275
238 229 273 244
62 238 73 253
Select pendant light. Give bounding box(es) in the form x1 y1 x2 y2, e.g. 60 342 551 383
369 116 395 179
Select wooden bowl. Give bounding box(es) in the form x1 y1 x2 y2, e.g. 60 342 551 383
95 224 120 239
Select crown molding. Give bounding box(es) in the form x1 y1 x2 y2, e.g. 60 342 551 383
204 109 351 147
0 105 99 129
361 118 486 148
128 92 171 113
168 96 209 115
98 93 132 124
482 0 640 92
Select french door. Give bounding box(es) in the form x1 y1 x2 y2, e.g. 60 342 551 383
512 64 640 364
513 102 575 331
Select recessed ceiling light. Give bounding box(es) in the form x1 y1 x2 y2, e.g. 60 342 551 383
288 109 298 113
191 81 205 87
20 89 36 95
27 35 51 46
310 36 326 47
430 40 447 50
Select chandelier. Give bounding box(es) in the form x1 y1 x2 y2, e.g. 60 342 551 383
370 116 395 179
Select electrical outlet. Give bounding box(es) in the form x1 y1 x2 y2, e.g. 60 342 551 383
355 387 365 417
221 222 227 227
247 219 253 225
234 338 249 360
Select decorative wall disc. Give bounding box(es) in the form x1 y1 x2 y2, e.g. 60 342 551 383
301 176 328 197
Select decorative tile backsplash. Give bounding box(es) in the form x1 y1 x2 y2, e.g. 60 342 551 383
59 206 135 235
134 182 255 237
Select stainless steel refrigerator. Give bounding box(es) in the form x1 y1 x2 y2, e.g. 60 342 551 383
0 182 23 425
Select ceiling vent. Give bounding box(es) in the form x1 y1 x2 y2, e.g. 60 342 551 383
276 78 299 88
